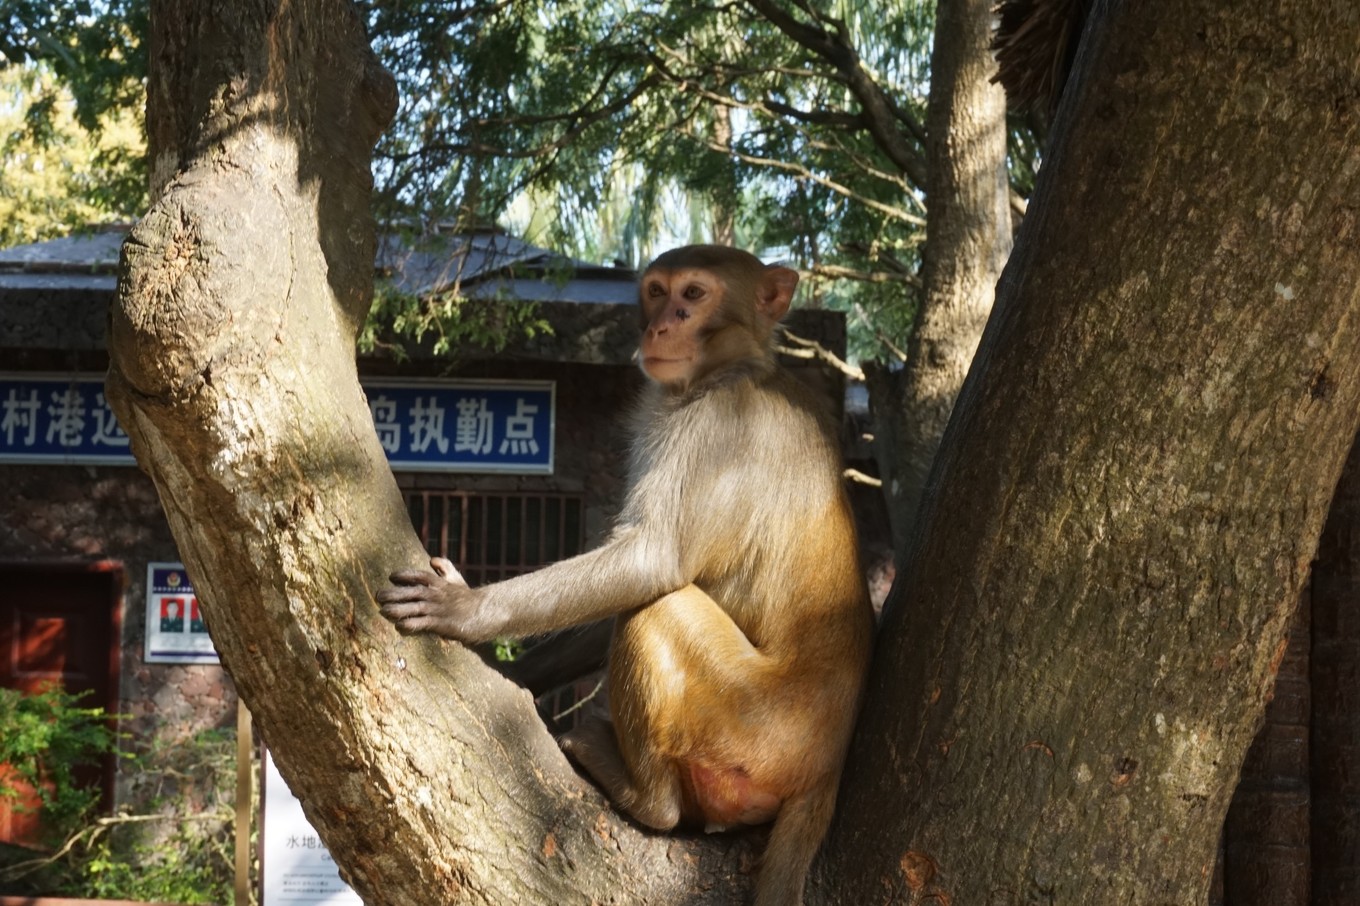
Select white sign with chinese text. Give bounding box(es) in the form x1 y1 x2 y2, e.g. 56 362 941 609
261 748 362 906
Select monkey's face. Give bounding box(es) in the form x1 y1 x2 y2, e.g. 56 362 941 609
636 246 799 388
637 265 723 385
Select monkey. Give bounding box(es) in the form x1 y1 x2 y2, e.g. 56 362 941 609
378 244 875 906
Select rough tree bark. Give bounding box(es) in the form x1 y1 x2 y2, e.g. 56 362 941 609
108 1 752 902
865 0 1013 549
108 0 1360 903
816 0 1360 902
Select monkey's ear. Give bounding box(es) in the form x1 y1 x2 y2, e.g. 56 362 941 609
756 265 798 323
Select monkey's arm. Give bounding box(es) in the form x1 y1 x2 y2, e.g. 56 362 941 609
377 523 687 643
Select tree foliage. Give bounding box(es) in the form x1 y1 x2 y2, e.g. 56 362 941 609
0 64 143 246
366 0 946 359
3 0 1010 363
0 0 148 227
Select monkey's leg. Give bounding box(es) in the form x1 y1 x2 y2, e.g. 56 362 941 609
560 713 683 830
608 585 779 821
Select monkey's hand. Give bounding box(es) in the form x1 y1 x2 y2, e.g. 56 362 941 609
377 557 503 642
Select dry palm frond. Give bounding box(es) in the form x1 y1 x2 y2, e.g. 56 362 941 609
991 0 1093 112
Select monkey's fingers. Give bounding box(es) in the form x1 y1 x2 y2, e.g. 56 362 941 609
380 600 477 641
378 599 429 619
379 603 441 634
376 582 434 604
386 568 441 587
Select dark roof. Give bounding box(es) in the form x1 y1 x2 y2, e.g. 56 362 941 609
376 230 636 304
0 226 845 366
0 226 125 271
0 225 637 304
0 227 123 292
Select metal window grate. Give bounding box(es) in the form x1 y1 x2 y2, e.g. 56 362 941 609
404 491 585 585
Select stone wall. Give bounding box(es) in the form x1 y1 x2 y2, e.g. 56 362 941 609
0 463 237 818
0 357 662 828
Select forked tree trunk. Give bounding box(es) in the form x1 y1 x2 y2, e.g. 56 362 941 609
109 1 752 902
108 0 1360 904
816 0 1360 901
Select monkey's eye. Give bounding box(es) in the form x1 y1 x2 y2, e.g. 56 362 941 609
646 283 666 297
682 284 706 301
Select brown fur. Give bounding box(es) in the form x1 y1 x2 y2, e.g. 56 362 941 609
379 244 875 905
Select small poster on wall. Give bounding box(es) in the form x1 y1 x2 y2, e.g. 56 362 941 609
144 562 219 664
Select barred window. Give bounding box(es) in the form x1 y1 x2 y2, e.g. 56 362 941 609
404 491 585 585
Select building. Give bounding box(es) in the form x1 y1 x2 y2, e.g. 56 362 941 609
0 225 851 898
4 226 1353 904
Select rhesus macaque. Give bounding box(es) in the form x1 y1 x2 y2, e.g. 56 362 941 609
378 244 874 905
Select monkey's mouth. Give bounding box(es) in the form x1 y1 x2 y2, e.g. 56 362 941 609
642 356 692 371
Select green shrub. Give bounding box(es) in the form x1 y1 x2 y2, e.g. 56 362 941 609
0 685 116 844
0 689 240 904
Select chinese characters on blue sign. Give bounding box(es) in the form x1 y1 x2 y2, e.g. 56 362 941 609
0 375 130 464
0 374 555 474
365 380 554 473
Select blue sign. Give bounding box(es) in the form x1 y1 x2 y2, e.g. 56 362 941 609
0 374 131 464
0 374 555 474
364 380 555 474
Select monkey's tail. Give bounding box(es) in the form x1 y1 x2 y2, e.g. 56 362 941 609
752 779 839 906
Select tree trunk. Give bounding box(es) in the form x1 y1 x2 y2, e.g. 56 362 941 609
108 2 752 902
1311 433 1360 905
867 0 1012 547
817 0 1360 901
108 0 1360 903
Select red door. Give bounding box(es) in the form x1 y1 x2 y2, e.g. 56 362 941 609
0 562 122 846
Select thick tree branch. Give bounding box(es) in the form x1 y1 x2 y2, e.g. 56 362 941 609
818 1 1360 900
112 3 756 902
743 0 928 185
